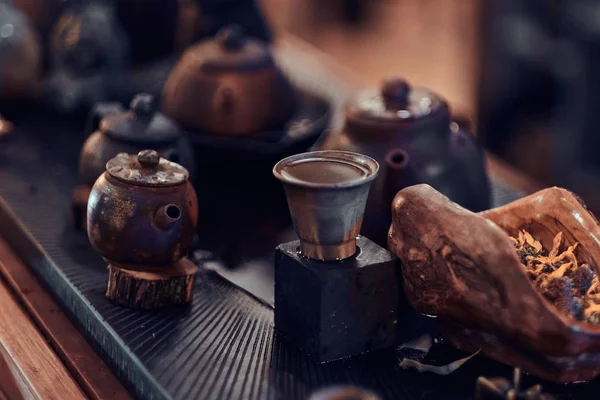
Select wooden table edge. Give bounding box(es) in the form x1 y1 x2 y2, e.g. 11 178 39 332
0 236 132 400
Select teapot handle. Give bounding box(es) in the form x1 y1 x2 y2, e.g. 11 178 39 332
85 102 125 136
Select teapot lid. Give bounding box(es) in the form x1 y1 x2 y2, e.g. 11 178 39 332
345 78 450 129
101 94 181 143
106 150 189 187
184 25 274 71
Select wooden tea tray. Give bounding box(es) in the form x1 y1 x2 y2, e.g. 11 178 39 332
0 36 593 400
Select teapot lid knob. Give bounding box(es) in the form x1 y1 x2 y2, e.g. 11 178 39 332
216 25 245 51
382 78 411 109
130 93 155 117
137 149 160 168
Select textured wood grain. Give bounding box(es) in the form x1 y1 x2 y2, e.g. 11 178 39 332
0 237 132 400
388 184 600 382
105 259 198 310
0 348 26 400
0 277 86 399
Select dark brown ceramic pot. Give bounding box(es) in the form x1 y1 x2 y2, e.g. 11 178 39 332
12 0 61 37
0 2 42 100
320 77 490 245
162 25 296 137
79 93 196 187
87 150 198 267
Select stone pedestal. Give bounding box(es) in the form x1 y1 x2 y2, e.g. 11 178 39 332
274 236 399 362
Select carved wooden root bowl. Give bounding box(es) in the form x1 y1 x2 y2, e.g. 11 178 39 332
388 184 600 383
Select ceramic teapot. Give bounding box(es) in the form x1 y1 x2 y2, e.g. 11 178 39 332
44 1 129 114
87 150 198 267
162 25 296 137
79 93 196 188
320 78 490 246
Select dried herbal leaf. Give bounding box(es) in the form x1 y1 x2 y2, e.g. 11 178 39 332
398 335 433 352
549 232 563 258
398 349 480 375
588 276 600 295
509 230 600 323
550 262 572 278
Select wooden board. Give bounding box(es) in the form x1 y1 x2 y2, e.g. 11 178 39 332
0 237 132 400
0 277 86 399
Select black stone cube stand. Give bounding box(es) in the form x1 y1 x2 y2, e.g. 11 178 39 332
274 236 399 362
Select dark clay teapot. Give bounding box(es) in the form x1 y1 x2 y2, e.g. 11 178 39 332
44 0 129 114
12 0 62 38
320 78 490 246
162 25 296 137
79 93 195 188
0 1 42 101
87 150 198 267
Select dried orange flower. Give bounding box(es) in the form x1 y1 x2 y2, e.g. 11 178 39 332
510 230 598 324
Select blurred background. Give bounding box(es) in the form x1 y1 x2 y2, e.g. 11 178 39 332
3 0 599 209
261 0 600 209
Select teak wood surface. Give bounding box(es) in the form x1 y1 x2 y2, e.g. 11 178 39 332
0 34 541 398
0 236 131 399
0 254 86 399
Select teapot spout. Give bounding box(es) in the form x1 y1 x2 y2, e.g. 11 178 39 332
383 148 416 208
155 204 181 230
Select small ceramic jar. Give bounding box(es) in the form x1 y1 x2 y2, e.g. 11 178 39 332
87 150 198 267
79 93 196 187
162 25 296 137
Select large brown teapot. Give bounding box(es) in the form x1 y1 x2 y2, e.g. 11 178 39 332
320 78 490 246
162 25 296 137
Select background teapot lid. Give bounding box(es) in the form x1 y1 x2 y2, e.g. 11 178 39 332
183 24 274 71
344 78 450 127
101 94 181 143
106 150 189 187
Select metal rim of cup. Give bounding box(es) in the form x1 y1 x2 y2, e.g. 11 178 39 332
272 150 380 189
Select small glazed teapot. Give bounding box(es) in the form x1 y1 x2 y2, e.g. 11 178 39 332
87 150 198 267
162 25 296 137
79 93 195 188
321 78 490 245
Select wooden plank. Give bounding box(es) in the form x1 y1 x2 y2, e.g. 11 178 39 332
0 277 86 399
0 348 26 400
0 237 132 400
